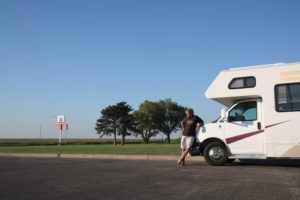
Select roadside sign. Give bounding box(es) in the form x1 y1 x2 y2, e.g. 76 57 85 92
56 124 62 130
56 124 69 130
57 116 65 124
62 124 68 130
55 116 68 145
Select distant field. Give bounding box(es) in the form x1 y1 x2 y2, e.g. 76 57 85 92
0 144 181 155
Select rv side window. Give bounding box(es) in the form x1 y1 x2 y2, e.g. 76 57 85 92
229 77 256 89
228 102 257 122
275 82 300 112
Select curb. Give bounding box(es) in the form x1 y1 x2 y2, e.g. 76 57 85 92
0 153 58 158
0 153 204 161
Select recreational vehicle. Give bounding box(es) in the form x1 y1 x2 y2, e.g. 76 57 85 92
195 62 300 166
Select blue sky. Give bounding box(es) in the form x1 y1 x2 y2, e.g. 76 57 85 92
1 0 300 138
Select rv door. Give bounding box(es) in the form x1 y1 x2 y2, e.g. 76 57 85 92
223 99 264 155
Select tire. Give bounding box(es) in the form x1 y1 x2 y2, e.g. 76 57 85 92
203 141 228 166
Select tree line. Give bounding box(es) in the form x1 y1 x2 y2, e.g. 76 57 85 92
95 99 186 145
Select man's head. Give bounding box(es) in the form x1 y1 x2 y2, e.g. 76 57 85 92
185 109 194 118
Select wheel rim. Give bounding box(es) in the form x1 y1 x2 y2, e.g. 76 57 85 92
208 146 225 160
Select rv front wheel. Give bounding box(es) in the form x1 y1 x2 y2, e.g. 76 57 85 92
204 141 228 166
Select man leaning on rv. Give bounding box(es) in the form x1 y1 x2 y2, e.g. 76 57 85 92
177 109 204 166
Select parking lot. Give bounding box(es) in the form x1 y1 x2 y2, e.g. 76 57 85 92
0 157 299 200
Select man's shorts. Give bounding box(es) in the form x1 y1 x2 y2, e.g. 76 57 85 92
180 136 195 149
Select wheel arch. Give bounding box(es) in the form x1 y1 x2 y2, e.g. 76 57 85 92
200 138 227 154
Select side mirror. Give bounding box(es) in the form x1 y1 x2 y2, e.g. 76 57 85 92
220 108 227 121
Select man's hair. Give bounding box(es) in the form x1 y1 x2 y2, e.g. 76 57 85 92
186 108 194 115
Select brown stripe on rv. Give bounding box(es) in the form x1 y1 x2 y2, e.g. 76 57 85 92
226 130 264 144
225 121 289 144
265 120 290 129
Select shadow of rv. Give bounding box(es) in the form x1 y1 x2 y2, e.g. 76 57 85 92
231 159 300 167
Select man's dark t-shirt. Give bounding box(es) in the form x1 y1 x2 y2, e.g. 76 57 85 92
181 115 204 137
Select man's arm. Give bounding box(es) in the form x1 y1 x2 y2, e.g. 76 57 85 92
180 121 184 131
196 122 204 132
196 117 204 132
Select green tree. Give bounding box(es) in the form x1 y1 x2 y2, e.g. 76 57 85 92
156 99 186 143
132 101 160 144
117 114 134 145
95 102 133 146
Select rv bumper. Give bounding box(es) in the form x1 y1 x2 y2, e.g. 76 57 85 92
190 142 202 156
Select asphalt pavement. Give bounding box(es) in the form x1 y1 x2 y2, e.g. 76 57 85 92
0 157 299 200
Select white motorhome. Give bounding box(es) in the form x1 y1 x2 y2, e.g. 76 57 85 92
195 62 300 166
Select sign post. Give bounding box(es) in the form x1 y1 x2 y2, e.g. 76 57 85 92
62 124 68 144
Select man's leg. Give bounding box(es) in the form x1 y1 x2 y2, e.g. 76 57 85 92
178 136 194 166
178 136 185 166
178 148 190 165
178 147 186 166
181 149 186 166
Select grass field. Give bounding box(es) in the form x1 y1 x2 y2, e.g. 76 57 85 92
0 138 181 145
0 144 181 155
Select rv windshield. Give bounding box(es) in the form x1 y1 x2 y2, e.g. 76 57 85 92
228 101 257 122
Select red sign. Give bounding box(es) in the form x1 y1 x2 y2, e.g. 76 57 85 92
56 124 69 130
56 124 62 130
62 124 68 130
